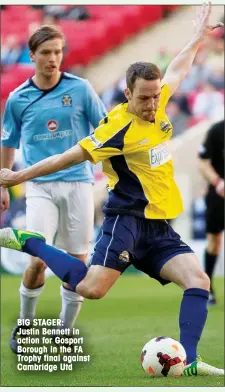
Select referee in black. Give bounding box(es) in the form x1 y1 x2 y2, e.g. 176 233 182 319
198 119 224 305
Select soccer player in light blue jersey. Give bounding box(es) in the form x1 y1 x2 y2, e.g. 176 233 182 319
1 25 106 353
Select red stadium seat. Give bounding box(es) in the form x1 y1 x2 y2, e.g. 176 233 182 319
23 9 43 23
1 98 7 111
162 5 180 11
1 66 35 95
63 41 96 67
117 6 145 33
102 11 131 46
14 66 35 84
139 5 163 24
85 5 116 19
5 5 30 14
82 20 113 55
1 74 20 100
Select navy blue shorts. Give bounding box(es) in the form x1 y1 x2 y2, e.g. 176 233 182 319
90 214 194 285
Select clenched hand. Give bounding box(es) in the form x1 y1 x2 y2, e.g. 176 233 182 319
0 168 19 188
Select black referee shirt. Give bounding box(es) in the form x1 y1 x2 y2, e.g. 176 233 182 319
198 120 224 179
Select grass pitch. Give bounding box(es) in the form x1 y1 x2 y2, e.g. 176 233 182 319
1 274 224 387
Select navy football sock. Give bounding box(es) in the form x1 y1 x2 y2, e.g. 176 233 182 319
179 288 209 364
23 238 87 290
204 251 217 294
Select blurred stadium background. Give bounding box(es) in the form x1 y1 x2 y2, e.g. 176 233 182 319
1 4 224 387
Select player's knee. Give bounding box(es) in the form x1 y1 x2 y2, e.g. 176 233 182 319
29 257 47 273
197 271 210 291
88 287 106 299
77 282 105 299
84 285 106 299
185 269 210 291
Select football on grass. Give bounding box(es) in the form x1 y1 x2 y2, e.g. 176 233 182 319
141 336 186 377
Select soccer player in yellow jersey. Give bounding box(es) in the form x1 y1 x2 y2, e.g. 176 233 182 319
0 3 224 376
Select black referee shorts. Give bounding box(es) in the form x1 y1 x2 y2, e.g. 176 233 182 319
205 188 224 234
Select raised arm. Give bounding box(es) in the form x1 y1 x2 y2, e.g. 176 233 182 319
0 144 92 188
162 3 223 97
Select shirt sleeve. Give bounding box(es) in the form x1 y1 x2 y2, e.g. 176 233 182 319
160 83 171 110
78 119 132 164
198 125 215 160
84 80 107 130
1 96 21 148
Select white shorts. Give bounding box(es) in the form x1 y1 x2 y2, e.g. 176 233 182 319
26 181 94 254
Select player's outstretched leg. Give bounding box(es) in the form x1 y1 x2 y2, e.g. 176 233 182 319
159 252 224 376
0 228 88 290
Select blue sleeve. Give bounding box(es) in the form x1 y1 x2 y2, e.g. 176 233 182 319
85 80 107 131
1 96 21 148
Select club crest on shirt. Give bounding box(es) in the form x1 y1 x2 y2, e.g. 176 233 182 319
160 121 171 133
62 94 72 107
119 251 130 263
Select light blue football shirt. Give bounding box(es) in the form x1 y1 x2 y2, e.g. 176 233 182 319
2 72 106 182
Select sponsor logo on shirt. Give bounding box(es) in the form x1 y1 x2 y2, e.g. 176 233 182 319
47 120 58 132
149 142 171 168
62 94 72 107
33 130 73 141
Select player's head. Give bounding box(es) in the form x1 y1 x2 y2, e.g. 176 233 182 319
125 62 161 122
29 25 65 78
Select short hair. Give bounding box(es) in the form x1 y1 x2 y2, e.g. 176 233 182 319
126 62 161 92
28 25 65 53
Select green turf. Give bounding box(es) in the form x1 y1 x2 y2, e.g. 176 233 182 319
1 274 224 387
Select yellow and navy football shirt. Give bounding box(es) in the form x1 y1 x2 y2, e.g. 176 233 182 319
79 84 184 219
